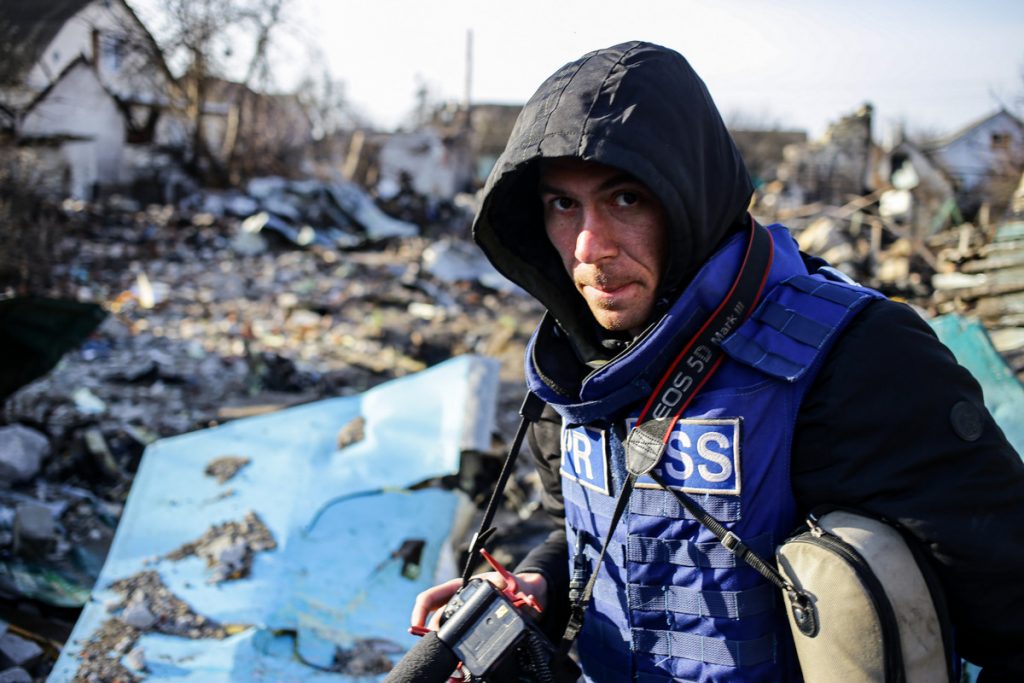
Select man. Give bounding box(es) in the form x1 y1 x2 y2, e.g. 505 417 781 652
411 41 1024 681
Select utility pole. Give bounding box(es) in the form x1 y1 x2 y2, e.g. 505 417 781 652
464 29 473 129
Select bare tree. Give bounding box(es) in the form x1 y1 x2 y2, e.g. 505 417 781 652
132 0 290 182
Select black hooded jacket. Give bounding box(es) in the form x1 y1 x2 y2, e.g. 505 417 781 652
473 41 1024 680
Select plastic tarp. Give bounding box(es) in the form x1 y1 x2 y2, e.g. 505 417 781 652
930 314 1024 458
0 296 107 400
49 355 499 681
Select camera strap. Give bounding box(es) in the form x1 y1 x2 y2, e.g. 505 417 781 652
559 218 804 655
460 391 547 585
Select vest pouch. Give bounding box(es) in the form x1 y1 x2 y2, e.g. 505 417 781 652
775 509 956 683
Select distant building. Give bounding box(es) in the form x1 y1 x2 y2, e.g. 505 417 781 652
728 128 808 188
468 103 522 184
925 109 1024 192
373 102 523 201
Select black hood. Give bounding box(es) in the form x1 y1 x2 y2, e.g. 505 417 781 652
472 41 753 362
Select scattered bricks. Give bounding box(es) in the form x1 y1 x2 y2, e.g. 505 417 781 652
0 667 31 683
0 425 48 484
13 503 55 557
0 632 43 670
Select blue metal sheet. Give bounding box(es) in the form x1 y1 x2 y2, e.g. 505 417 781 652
50 355 499 681
930 314 1024 457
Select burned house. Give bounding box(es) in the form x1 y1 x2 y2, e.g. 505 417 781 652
0 0 178 199
200 78 315 183
779 104 880 207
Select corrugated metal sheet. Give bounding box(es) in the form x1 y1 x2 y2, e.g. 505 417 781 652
49 355 499 681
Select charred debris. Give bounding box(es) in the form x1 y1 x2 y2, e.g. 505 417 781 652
0 173 545 680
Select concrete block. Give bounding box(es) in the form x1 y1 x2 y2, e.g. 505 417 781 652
0 667 31 683
0 632 42 670
0 426 48 483
13 503 55 557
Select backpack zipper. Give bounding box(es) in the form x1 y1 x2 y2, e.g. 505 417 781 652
793 515 906 683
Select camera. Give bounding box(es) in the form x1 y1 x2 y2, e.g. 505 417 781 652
437 576 577 682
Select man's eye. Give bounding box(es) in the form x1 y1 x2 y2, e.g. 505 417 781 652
551 197 575 211
614 191 640 207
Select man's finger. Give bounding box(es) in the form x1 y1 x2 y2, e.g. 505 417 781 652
410 577 462 628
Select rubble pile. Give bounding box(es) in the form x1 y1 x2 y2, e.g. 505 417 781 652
75 570 230 681
752 200 1024 381
925 221 1024 378
0 190 545 677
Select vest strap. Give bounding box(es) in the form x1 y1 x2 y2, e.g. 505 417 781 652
563 478 743 521
636 672 698 683
560 471 638 655
626 532 774 568
649 470 793 594
632 628 776 667
628 582 776 619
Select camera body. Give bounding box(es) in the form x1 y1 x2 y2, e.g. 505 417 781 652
437 577 575 682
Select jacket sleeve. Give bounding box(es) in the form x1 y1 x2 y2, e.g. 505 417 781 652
792 298 1024 681
514 402 570 638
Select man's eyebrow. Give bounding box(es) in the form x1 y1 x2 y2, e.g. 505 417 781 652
537 173 641 196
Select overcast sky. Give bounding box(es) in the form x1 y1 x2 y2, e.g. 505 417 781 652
278 0 1022 139
137 0 1024 139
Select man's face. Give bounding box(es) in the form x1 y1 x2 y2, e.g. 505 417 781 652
539 158 669 336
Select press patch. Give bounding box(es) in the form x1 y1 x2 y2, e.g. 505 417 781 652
630 417 742 496
560 424 610 496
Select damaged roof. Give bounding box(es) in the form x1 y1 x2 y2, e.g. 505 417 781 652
0 0 93 84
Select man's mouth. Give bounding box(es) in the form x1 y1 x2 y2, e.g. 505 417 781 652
580 281 635 297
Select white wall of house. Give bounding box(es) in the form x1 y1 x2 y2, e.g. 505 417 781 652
27 0 167 104
377 130 460 199
930 112 1024 191
21 61 126 199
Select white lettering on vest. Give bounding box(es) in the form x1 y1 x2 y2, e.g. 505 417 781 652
571 431 594 481
663 432 694 480
697 431 732 482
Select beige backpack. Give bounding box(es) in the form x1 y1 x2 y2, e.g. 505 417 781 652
776 508 958 682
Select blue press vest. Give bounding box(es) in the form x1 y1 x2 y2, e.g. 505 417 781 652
525 225 883 682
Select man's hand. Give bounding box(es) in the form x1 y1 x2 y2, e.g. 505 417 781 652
410 572 549 631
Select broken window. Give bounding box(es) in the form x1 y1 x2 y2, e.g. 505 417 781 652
991 132 1011 152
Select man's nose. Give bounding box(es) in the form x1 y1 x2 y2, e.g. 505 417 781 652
574 209 618 263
